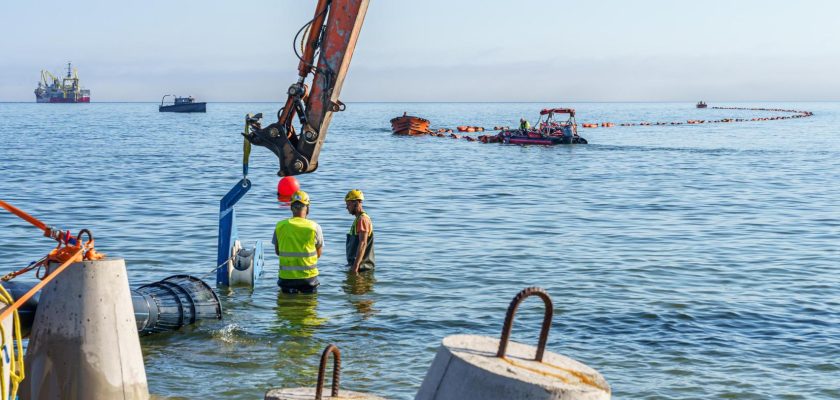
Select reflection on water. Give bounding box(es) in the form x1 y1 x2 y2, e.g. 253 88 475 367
342 271 377 319
271 293 327 388
274 293 327 338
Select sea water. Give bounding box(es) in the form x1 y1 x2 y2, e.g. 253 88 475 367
0 102 837 399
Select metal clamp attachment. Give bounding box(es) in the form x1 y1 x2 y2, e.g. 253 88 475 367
77 228 94 248
315 344 341 400
496 287 554 362
329 100 346 112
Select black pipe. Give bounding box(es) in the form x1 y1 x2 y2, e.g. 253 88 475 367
2 274 221 337
133 275 222 335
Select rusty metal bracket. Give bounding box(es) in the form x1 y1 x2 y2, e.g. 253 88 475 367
329 100 346 112
496 287 554 362
315 344 341 400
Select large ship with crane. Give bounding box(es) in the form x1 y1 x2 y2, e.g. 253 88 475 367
34 62 90 103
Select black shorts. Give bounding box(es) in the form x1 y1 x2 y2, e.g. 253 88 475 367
277 277 320 294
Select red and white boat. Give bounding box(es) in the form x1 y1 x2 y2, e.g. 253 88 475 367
498 108 587 145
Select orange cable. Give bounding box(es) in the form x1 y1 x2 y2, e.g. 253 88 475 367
0 248 82 322
0 200 49 233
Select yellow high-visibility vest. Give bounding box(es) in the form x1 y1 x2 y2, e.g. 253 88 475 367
275 217 319 280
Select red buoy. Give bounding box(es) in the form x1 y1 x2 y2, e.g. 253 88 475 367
277 176 300 198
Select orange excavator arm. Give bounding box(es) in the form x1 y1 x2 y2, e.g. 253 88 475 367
244 0 370 176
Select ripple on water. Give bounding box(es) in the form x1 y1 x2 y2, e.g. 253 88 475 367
1 102 839 399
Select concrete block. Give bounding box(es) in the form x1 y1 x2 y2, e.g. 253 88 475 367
415 334 610 400
20 258 149 400
265 387 387 399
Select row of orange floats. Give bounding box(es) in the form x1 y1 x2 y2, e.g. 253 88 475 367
580 122 615 128
580 107 812 128
399 106 814 144
427 132 478 142
456 126 485 132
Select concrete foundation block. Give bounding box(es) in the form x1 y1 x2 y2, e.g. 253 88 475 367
265 387 387 399
20 258 149 400
415 334 610 400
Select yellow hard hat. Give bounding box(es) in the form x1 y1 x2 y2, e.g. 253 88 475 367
290 190 310 206
345 189 364 202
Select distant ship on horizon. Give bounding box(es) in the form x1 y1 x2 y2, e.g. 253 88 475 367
34 62 90 103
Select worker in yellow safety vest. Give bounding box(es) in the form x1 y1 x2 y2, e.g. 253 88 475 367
345 189 375 274
273 190 323 294
519 117 531 130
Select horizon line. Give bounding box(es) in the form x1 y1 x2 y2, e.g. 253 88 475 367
1 100 838 104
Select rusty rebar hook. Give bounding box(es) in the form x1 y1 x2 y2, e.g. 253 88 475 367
77 228 94 247
315 344 341 400
496 287 554 362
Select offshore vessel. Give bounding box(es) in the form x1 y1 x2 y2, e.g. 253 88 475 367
34 62 90 103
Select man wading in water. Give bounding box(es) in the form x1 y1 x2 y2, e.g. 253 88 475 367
345 189 375 274
273 190 323 293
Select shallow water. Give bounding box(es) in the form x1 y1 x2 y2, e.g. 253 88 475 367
1 102 838 399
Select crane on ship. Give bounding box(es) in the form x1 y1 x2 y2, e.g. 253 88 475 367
216 0 370 286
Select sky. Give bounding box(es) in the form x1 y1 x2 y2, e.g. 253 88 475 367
1 0 839 102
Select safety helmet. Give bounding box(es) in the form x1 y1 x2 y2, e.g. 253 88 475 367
345 189 364 202
290 190 310 206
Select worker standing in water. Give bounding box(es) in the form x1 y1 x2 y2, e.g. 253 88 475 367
273 190 323 293
345 189 375 274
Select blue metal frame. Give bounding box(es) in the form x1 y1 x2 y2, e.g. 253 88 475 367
216 178 251 286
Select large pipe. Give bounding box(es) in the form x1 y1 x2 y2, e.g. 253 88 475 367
2 274 221 337
132 274 222 335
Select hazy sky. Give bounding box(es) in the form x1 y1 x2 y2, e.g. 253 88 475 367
2 0 839 102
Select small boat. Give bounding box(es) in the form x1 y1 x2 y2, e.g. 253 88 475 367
159 95 206 113
498 108 587 145
696 101 708 109
390 112 430 135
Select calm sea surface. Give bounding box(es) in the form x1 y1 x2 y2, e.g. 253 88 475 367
1 102 838 399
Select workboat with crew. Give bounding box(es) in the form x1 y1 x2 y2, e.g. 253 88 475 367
498 108 587 145
159 95 206 113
